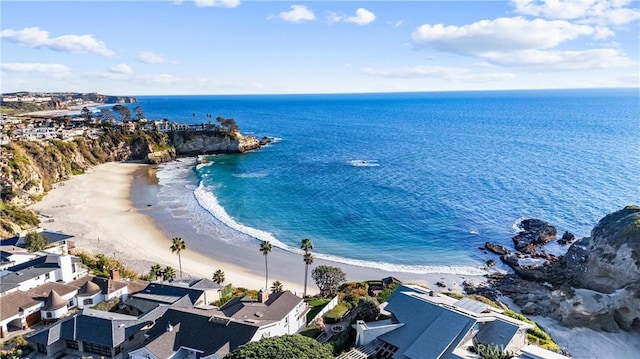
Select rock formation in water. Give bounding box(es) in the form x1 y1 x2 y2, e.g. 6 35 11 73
469 206 640 332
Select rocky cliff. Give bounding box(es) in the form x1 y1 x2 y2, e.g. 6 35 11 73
551 206 640 331
471 206 640 333
0 129 176 237
170 130 261 155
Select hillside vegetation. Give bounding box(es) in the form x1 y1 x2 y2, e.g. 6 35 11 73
0 129 174 238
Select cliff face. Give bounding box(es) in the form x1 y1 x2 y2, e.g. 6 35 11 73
170 131 260 155
1 130 174 206
551 206 640 331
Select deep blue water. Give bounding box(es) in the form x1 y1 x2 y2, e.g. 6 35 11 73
133 89 640 273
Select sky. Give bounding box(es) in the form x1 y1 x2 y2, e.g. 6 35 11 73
1 0 639 95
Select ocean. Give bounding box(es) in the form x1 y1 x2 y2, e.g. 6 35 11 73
132 88 639 274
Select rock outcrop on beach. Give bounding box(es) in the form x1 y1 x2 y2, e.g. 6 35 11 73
170 130 261 155
470 206 640 333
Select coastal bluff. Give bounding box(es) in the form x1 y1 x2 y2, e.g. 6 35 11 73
169 130 261 155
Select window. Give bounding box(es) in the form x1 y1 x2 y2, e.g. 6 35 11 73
37 344 47 353
68 299 74 308
84 342 112 357
45 273 50 279
66 340 79 350
128 335 134 342
45 312 52 319
83 298 93 305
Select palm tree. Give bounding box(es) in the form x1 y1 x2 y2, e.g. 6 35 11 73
170 237 186 278
303 252 314 297
212 269 225 285
271 280 284 293
259 240 272 290
301 238 314 298
149 264 163 280
163 266 176 281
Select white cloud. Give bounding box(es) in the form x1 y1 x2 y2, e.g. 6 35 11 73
412 17 599 55
0 62 70 75
511 0 640 25
345 8 376 25
328 8 376 25
362 65 515 82
0 27 114 56
193 0 240 8
481 48 635 70
109 64 133 75
136 51 166 64
277 5 316 23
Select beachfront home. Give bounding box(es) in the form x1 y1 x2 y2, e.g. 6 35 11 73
69 269 132 309
219 290 309 337
129 290 309 359
0 253 85 296
27 308 161 359
349 284 538 358
1 230 75 256
0 291 42 338
123 280 221 316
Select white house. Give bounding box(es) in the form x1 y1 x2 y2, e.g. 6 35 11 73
129 291 309 359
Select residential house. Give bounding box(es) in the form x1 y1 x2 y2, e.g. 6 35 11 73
129 290 308 359
123 281 217 317
129 307 260 359
0 291 42 338
219 290 308 337
28 308 163 359
26 282 80 321
0 253 85 296
351 284 544 359
0 245 39 271
69 269 130 309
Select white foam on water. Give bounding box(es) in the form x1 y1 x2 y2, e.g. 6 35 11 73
232 171 268 179
511 216 526 233
193 182 289 249
348 159 380 167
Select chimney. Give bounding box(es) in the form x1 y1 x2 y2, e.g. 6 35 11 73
429 290 434 297
257 289 269 303
167 322 173 332
110 268 120 281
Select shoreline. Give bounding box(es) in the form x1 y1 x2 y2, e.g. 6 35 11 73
30 161 487 295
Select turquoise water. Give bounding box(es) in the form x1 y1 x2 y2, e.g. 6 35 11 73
135 89 639 273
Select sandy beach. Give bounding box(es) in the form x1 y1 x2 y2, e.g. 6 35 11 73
30 161 486 296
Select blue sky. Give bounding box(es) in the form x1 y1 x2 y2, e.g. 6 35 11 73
1 0 639 95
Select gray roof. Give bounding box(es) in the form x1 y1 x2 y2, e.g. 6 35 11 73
219 291 303 325
475 319 520 348
29 308 153 348
142 307 259 358
379 291 477 359
39 231 74 244
454 297 492 314
132 282 205 305
170 278 221 290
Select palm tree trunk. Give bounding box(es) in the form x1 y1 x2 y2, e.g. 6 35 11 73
178 253 183 278
303 263 308 298
264 256 268 291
